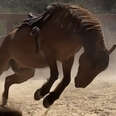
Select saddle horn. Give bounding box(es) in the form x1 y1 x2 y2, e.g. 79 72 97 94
108 44 116 55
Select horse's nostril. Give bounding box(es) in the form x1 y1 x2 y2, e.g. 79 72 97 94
75 83 79 88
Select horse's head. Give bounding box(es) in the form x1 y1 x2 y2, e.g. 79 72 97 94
75 44 116 88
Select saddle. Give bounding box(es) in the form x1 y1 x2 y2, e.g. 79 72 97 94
22 10 53 53
23 13 41 53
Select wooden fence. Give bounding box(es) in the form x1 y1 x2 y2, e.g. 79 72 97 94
0 13 26 35
0 13 116 35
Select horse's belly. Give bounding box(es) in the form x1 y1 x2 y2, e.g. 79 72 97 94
11 50 48 68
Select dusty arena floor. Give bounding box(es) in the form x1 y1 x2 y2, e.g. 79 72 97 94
0 66 116 116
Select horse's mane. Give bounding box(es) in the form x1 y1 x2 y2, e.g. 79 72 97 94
46 3 101 33
19 3 102 33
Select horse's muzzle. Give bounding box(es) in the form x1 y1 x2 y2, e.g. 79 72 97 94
75 83 88 88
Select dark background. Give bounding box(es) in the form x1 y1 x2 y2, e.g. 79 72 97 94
0 0 116 13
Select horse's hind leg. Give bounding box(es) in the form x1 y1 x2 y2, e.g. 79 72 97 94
0 50 10 76
43 56 74 108
2 61 34 106
34 61 59 100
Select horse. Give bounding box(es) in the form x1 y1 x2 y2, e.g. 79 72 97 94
1 3 116 108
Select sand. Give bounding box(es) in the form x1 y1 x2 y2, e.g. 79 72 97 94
0 62 116 116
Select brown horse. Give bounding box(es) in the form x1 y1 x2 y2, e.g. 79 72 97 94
1 3 116 108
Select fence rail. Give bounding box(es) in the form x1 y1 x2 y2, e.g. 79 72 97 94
0 13 116 35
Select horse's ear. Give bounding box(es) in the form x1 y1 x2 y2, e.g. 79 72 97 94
108 44 116 55
27 13 37 19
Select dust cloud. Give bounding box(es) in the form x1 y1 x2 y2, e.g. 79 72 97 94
100 16 116 82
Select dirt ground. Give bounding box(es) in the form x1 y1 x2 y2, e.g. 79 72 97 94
0 58 116 116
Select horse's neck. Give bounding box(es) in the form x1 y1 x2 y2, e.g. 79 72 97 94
83 34 107 57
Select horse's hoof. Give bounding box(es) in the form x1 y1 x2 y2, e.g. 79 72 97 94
34 89 43 100
43 97 50 108
43 92 56 108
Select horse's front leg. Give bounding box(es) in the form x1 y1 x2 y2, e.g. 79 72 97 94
34 61 59 100
43 56 74 108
